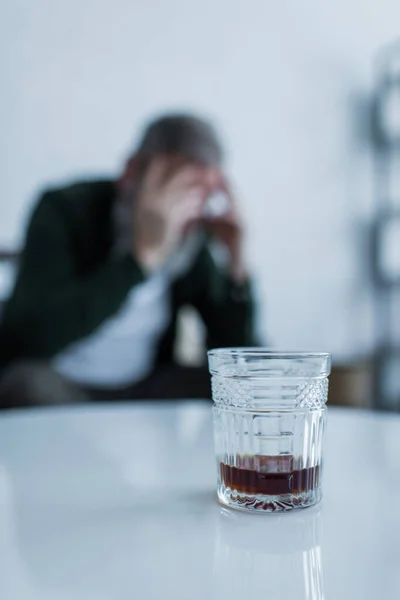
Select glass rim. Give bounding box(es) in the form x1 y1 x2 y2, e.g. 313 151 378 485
207 347 331 360
208 347 331 379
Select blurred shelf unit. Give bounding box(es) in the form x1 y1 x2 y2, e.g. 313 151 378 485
372 40 400 410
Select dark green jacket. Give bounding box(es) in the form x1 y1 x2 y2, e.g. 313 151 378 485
0 180 256 369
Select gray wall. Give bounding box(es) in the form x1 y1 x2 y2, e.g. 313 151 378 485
2 0 400 359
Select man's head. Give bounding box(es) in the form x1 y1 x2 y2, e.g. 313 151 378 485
116 114 243 276
136 114 223 166
120 114 223 188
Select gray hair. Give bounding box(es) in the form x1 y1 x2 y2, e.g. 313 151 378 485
135 114 223 166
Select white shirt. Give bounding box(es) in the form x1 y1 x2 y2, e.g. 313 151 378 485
52 271 171 387
52 225 202 388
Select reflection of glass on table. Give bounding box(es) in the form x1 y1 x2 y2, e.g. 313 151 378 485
213 506 324 600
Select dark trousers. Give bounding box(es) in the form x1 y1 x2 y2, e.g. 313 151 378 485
0 361 211 410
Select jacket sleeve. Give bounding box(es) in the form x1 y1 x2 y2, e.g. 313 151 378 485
189 246 257 349
1 193 145 360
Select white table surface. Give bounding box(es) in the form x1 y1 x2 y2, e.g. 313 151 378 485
0 402 399 600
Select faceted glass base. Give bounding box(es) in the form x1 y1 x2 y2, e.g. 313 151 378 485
218 484 322 513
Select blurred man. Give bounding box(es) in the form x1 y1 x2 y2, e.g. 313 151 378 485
0 114 256 408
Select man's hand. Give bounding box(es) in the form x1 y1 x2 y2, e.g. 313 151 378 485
133 157 211 272
204 178 248 284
